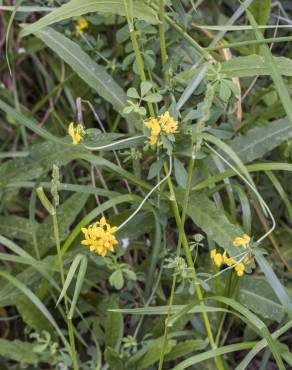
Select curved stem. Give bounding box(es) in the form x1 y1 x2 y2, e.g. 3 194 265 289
117 156 172 231
83 135 144 151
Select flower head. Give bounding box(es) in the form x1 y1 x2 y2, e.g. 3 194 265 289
68 122 85 145
76 18 89 36
233 233 250 247
144 111 178 145
211 248 252 278
81 216 118 257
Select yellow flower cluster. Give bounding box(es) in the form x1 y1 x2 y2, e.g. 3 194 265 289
144 111 178 145
210 234 252 277
76 18 89 36
68 122 85 145
81 216 118 257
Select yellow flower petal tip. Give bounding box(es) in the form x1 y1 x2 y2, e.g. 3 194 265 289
68 122 85 145
81 216 118 257
144 111 178 145
76 18 89 36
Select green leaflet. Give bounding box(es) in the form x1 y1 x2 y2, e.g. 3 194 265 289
229 117 292 164
185 118 292 166
32 27 137 125
20 0 158 37
0 140 84 188
222 55 292 78
202 117 292 177
248 0 271 26
0 215 32 242
136 339 176 370
0 338 39 365
16 297 54 335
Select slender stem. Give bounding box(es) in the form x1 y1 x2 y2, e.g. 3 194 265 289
118 156 172 231
151 3 211 62
158 153 225 370
158 0 170 86
52 214 79 370
123 0 155 117
158 275 178 370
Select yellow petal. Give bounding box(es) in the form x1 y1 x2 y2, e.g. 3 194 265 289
68 122 75 137
233 237 244 247
222 250 229 264
235 263 245 272
81 240 92 246
149 135 158 145
210 249 216 259
243 234 250 244
110 226 118 233
236 269 244 277
214 253 223 267
99 216 107 227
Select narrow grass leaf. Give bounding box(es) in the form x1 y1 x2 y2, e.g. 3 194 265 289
33 27 137 125
255 253 292 318
56 254 84 306
68 255 88 319
265 170 292 222
211 296 286 369
236 320 292 370
222 55 292 78
0 271 69 349
246 9 292 125
172 342 256 370
20 0 159 37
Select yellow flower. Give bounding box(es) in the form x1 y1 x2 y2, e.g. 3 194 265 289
235 263 245 277
81 216 118 257
68 122 85 145
233 233 250 247
144 111 178 145
76 18 89 36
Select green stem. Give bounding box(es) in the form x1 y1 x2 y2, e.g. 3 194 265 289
123 0 155 117
52 213 79 370
151 3 211 62
158 158 225 370
158 0 170 86
158 274 178 370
